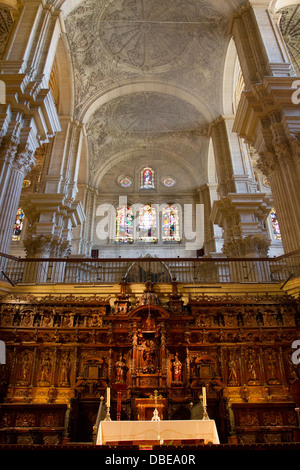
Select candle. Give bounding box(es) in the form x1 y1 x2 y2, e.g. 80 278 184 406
202 386 206 407
106 387 110 408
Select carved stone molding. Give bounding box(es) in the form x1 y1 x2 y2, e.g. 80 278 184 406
279 4 300 76
257 134 300 177
13 144 36 175
0 8 14 58
0 135 19 163
23 234 72 258
222 234 271 258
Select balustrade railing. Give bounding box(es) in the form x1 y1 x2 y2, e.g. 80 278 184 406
0 250 299 286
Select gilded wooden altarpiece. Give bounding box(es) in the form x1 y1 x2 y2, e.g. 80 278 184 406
0 281 299 444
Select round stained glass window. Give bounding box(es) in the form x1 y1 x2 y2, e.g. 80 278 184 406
22 179 31 189
119 176 133 188
163 177 176 188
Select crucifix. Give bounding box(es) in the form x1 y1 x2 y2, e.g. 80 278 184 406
150 389 162 406
150 390 162 422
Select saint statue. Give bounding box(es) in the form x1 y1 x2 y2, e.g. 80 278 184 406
172 354 182 383
115 353 127 383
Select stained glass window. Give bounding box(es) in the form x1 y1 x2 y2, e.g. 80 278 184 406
269 208 281 240
163 177 176 188
115 205 134 243
119 176 133 188
140 167 155 189
22 179 31 189
162 204 180 242
12 208 25 241
139 204 157 242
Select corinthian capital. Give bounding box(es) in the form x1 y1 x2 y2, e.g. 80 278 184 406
0 134 19 162
272 136 293 166
289 133 300 163
222 235 270 258
257 133 300 176
257 146 278 177
13 143 36 175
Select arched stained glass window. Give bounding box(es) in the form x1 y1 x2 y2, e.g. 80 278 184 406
12 208 25 241
269 208 281 240
162 204 180 242
115 205 134 243
139 204 157 242
140 167 155 189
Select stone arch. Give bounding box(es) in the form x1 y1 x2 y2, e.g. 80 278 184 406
53 35 74 117
79 82 216 126
270 0 300 12
207 137 217 185
222 37 243 116
93 146 202 189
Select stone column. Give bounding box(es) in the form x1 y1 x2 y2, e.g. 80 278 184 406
257 135 300 254
229 2 292 89
198 184 223 255
230 2 300 253
0 143 35 254
24 117 86 257
210 116 272 257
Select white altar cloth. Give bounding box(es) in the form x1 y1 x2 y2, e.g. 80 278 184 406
96 419 220 445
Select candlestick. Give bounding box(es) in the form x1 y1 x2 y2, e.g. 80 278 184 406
200 386 209 420
106 387 110 408
104 387 111 421
104 406 111 421
202 386 206 407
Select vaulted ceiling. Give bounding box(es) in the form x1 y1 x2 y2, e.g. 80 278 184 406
64 0 245 191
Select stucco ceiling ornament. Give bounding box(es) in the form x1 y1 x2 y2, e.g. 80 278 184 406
86 93 208 181
65 0 228 115
279 5 300 76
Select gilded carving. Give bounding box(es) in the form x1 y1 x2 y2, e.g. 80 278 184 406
0 290 299 443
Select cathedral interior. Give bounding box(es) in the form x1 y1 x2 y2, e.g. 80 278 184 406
0 0 300 452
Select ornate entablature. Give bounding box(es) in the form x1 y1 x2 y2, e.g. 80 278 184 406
0 283 299 443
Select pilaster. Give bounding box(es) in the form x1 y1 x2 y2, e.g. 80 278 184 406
230 2 300 253
257 134 300 253
0 1 64 255
0 142 35 254
211 193 272 257
22 193 85 257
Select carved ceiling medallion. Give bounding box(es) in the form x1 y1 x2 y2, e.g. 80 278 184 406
280 5 300 75
98 0 193 72
111 92 205 136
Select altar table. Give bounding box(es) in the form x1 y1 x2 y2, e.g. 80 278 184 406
96 419 220 445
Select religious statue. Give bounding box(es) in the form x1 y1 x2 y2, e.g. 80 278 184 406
19 352 31 385
39 351 52 384
143 312 156 331
59 351 70 385
142 339 156 373
265 349 280 385
172 354 182 383
228 352 238 385
247 349 260 385
115 353 127 383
